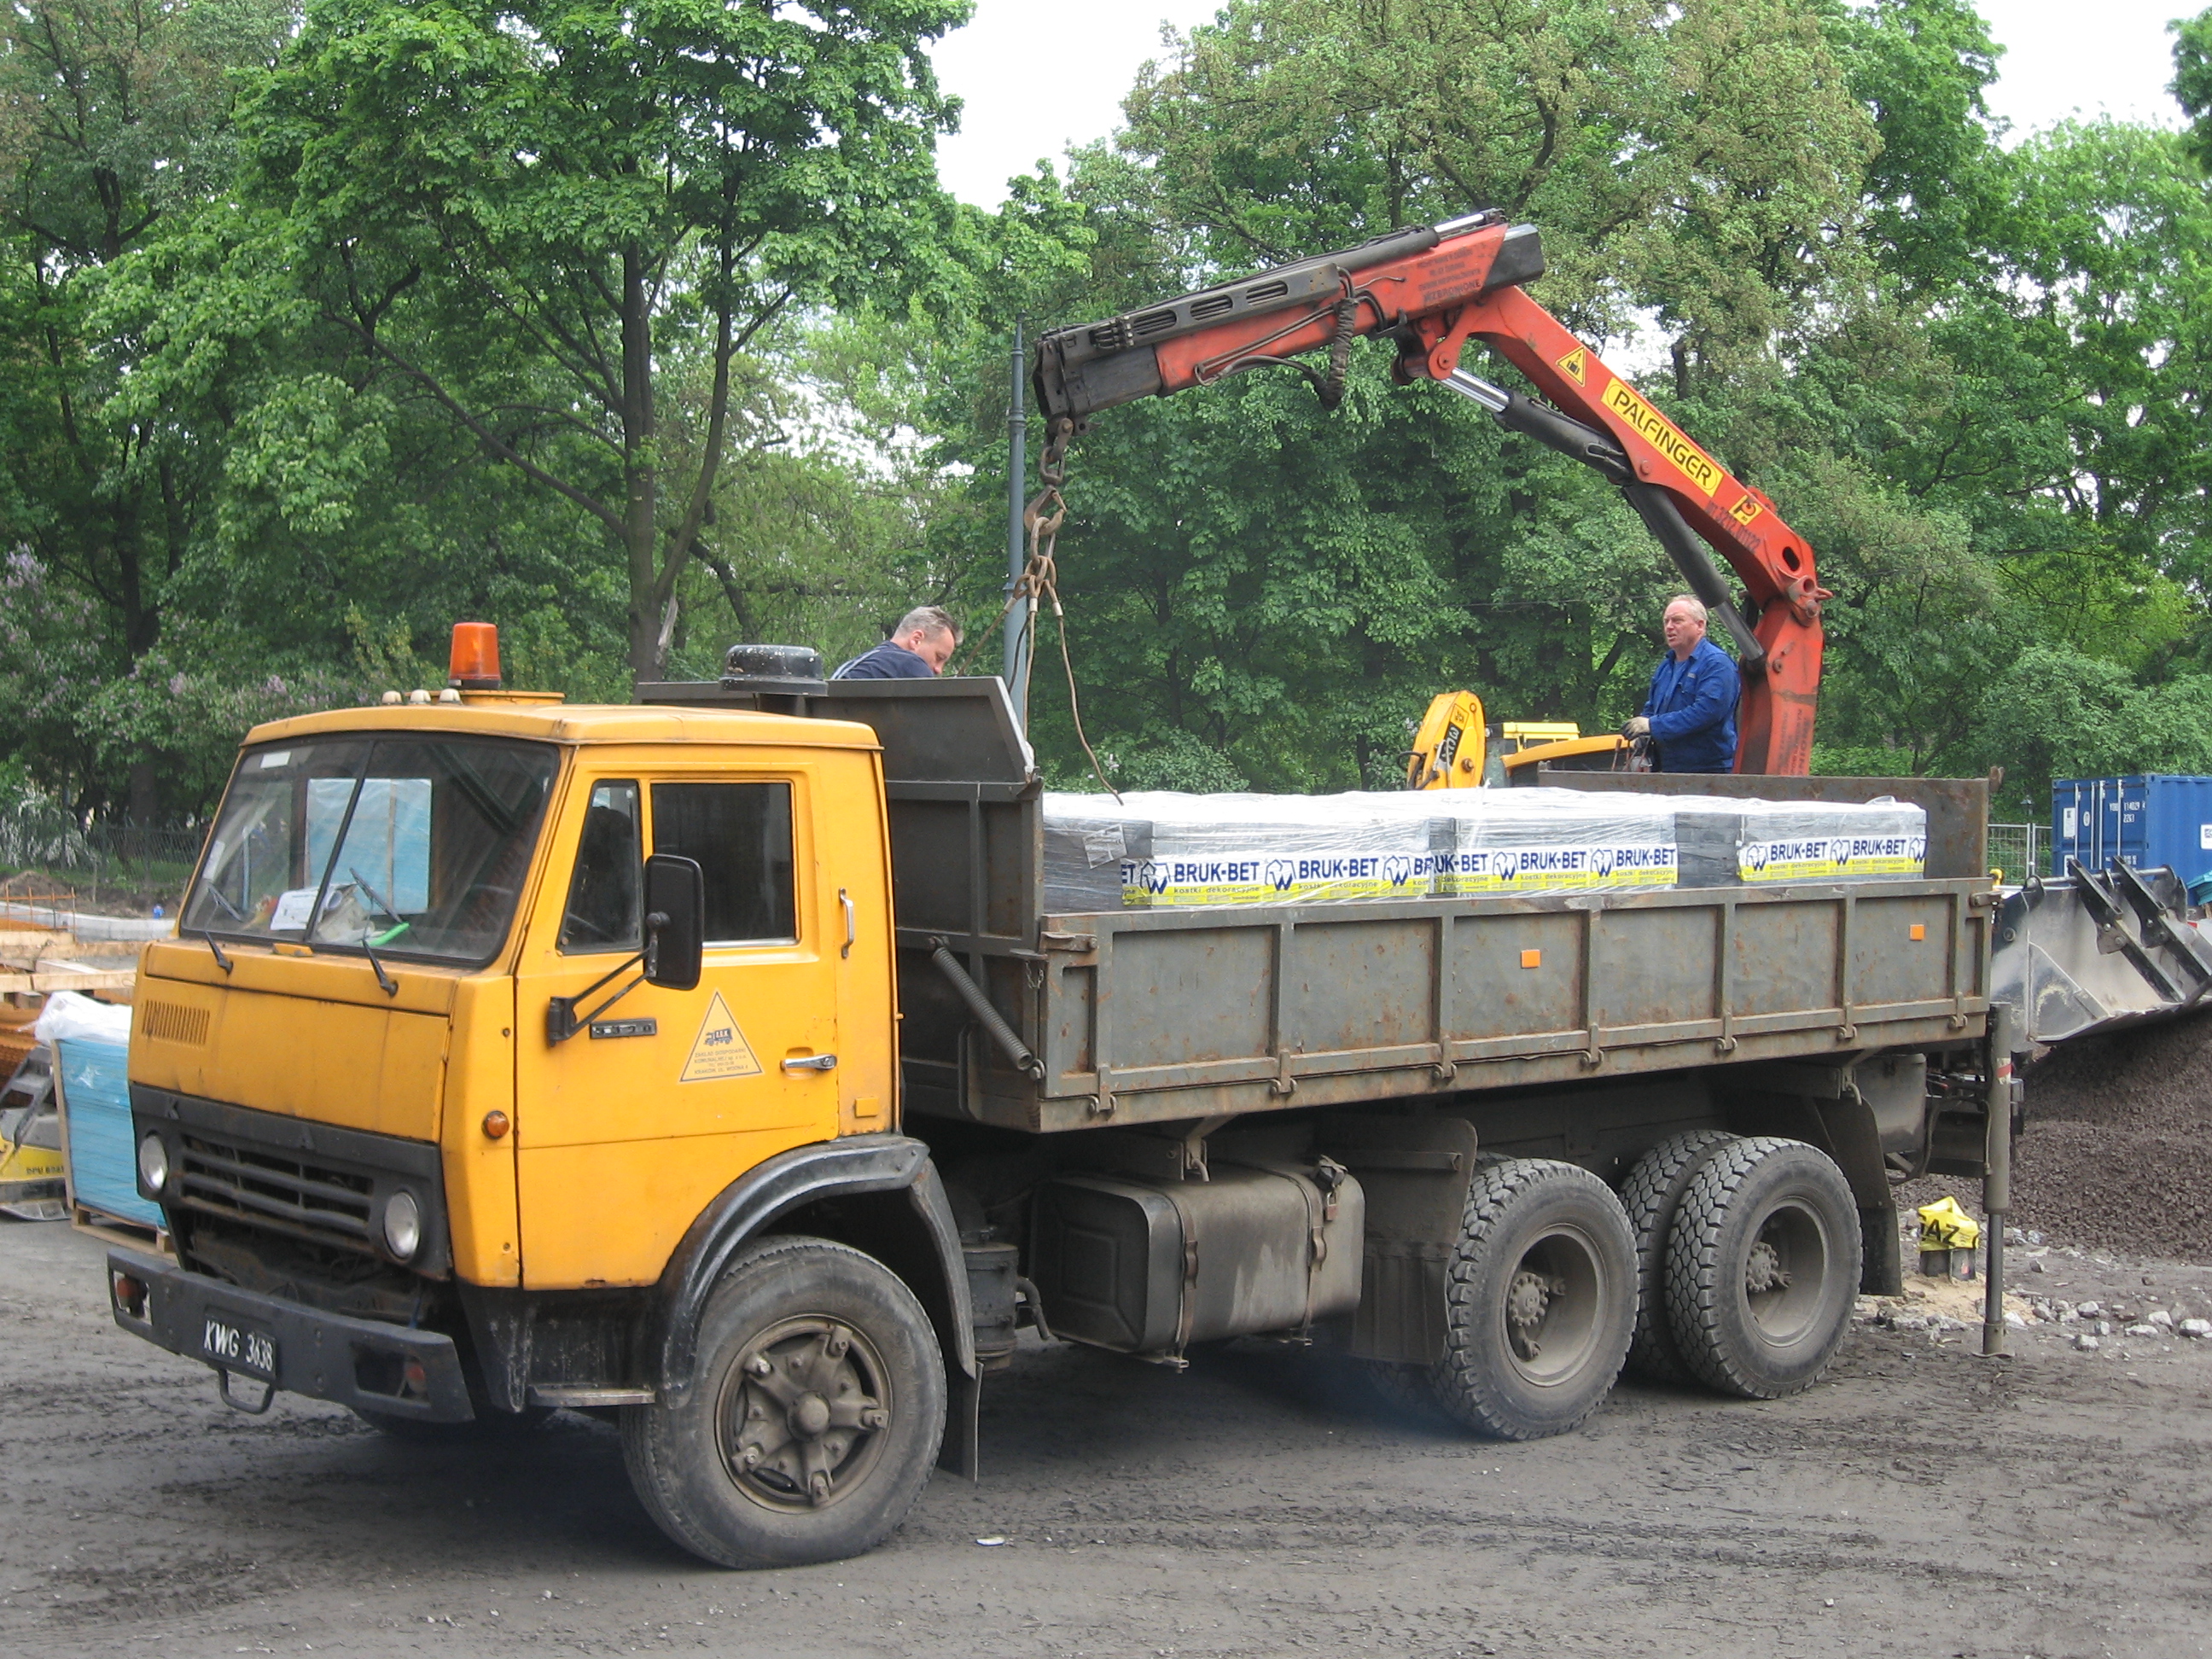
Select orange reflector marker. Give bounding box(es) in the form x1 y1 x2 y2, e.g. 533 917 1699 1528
1908 923 1926 941
1521 948 1542 969
449 621 502 690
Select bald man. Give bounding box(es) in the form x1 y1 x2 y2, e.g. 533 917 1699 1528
1621 595 1739 773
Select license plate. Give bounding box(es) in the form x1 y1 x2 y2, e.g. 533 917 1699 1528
201 1313 277 1380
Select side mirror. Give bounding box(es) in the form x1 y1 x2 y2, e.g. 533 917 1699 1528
642 854 705 990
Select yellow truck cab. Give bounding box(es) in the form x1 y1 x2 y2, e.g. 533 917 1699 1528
110 655 979 1569
108 629 2007 1572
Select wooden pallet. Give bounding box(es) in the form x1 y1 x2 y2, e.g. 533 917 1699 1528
70 1204 172 1256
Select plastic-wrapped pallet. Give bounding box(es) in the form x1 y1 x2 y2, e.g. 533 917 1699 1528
1041 789 1929 912
1042 803 1155 912
1043 792 1447 910
1423 789 1680 896
1731 796 1927 883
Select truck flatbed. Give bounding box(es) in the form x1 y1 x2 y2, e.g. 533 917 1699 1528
641 677 1994 1133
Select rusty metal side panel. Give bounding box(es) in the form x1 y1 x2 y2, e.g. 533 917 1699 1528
922 877 1993 1134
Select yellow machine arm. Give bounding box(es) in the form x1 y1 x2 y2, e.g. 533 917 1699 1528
1406 693 1631 789
1406 692 1487 790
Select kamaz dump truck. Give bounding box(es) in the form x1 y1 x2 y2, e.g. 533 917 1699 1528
103 644 2008 1569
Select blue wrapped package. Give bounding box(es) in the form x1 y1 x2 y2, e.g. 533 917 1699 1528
52 1036 162 1228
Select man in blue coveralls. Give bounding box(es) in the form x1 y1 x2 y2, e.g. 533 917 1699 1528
832 606 962 679
1622 595 1739 773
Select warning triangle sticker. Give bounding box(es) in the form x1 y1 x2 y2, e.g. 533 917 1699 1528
1556 346 1589 387
680 990 764 1083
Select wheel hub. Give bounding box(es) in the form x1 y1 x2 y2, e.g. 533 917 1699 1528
1745 1237 1791 1295
720 1318 891 1511
1506 1269 1565 1359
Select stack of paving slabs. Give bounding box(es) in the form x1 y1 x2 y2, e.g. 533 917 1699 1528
1043 789 1927 913
1683 797 1929 886
1043 791 1448 911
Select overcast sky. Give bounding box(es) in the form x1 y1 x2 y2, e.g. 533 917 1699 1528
931 0 2200 209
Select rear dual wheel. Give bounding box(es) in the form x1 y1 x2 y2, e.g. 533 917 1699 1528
621 1236 944 1569
1619 1129 1740 1383
1374 1157 1637 1441
1664 1137 1861 1400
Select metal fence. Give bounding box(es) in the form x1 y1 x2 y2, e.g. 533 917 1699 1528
82 825 207 868
1987 821 2046 882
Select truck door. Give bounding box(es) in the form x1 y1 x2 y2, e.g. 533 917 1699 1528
514 760 841 1287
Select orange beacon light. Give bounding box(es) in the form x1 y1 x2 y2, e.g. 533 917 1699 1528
448 621 501 690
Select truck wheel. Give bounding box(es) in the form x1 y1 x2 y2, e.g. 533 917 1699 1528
1664 1138 1862 1400
1617 1130 1738 1383
1431 1158 1636 1441
1363 1360 1450 1425
620 1235 945 1569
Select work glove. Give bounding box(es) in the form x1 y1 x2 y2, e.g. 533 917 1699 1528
1621 716 1651 739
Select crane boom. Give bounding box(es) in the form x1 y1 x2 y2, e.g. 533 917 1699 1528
1029 212 1827 775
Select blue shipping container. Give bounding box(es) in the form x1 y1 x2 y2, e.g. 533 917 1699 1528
2049 774 2212 882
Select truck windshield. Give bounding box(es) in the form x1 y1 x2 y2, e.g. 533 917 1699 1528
181 736 559 966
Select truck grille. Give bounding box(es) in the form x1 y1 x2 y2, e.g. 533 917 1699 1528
178 1131 376 1253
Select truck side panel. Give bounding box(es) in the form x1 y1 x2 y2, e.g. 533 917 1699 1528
942 879 1988 1132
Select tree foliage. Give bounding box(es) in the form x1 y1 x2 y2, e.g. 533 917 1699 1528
6 0 2212 851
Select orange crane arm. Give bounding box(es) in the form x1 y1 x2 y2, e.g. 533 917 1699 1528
1030 212 1828 775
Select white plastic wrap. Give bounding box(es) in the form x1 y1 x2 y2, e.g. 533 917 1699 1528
1730 797 1927 883
1044 789 1930 911
1044 792 1445 909
32 989 134 1045
1423 789 1679 895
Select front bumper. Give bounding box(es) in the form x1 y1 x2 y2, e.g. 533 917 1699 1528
106 1247 474 1423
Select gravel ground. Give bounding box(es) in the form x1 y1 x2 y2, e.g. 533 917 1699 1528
3 1217 2209 1659
1895 1007 2212 1260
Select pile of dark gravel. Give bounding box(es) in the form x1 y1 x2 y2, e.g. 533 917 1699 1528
1901 1011 2212 1261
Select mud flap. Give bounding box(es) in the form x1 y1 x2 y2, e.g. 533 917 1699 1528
938 1366 981 1480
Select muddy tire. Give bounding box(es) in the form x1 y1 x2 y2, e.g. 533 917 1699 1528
1363 1359 1451 1426
1429 1157 1636 1441
1664 1138 1861 1400
620 1236 944 1569
1618 1130 1739 1383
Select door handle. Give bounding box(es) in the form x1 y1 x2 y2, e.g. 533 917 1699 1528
839 888 855 958
783 1054 838 1072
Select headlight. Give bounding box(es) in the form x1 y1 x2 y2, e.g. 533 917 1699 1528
137 1132 170 1195
381 1190 422 1261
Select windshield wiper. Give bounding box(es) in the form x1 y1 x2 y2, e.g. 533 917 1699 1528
346 870 402 998
358 934 399 997
192 929 233 975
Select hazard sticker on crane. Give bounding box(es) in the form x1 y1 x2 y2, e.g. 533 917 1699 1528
1556 346 1589 387
680 990 763 1082
1729 492 1764 527
1600 380 1724 498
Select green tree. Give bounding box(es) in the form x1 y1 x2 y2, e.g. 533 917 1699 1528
242 0 971 686
0 0 291 818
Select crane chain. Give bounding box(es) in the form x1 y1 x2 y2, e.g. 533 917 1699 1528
950 416 1119 801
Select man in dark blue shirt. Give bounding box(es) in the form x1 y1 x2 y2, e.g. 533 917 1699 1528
833 606 962 680
1623 596 1739 773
